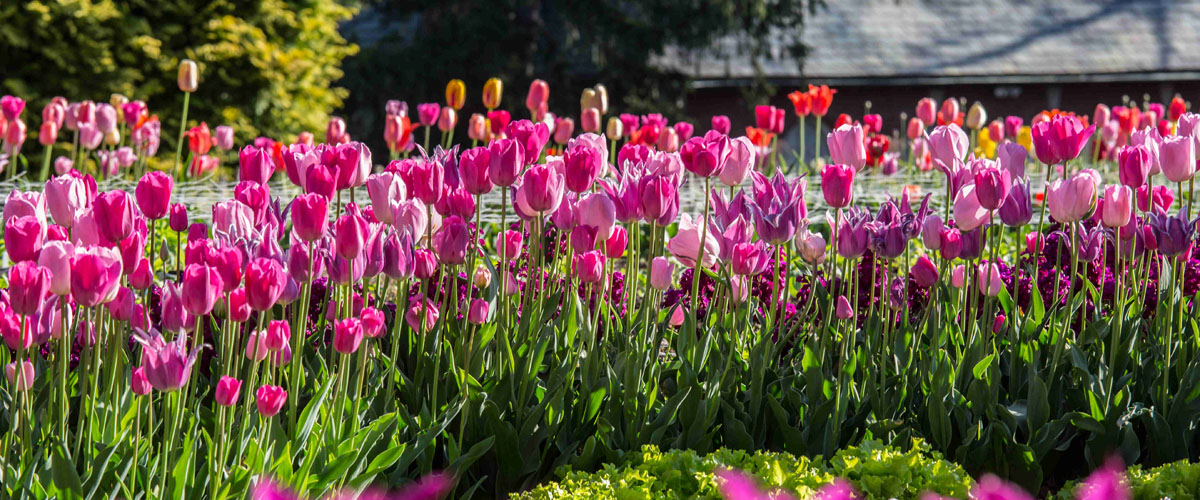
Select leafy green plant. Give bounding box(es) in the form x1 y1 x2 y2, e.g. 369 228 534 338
511 440 972 500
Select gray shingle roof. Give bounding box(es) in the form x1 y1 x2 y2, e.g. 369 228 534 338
664 0 1200 82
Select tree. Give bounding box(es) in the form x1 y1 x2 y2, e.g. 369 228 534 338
338 0 817 153
0 0 358 146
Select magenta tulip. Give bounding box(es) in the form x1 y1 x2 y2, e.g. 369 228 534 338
69 246 122 307
1117 145 1152 188
238 145 275 185
521 163 565 213
136 330 200 391
572 251 606 284
433 216 470 265
291 193 329 242
215 376 241 406
93 191 135 243
467 299 489 325
496 230 523 260
244 258 286 312
406 296 440 331
181 264 223 316
255 385 287 417
135 171 173 220
1160 134 1196 183
5 216 43 262
973 167 1012 211
821 164 855 208
563 138 605 192
333 318 364 354
8 262 50 317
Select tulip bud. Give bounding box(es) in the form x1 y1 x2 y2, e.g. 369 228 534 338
593 84 609 114
649 256 673 290
966 102 987 130
178 59 199 92
437 107 457 133
580 88 598 114
605 117 624 141
836 296 854 319
581 108 601 134
39 122 57 146
445 79 466 110
468 299 489 325
482 78 503 110
473 265 491 289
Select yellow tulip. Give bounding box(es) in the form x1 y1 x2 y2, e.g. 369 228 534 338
482 78 503 110
445 79 466 110
605 116 623 140
1017 126 1033 152
580 88 597 115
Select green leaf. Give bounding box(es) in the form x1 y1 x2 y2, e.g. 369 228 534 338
51 443 83 499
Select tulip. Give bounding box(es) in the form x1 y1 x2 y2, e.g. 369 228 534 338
974 167 1011 211
437 107 457 133
952 184 989 231
243 258 286 312
821 163 855 208
135 171 173 220
827 124 867 170
413 249 437 280
181 264 223 316
650 257 674 290
39 241 74 296
1160 134 1196 182
915 98 937 124
521 163 566 213
129 367 153 396
525 80 549 118
6 360 34 392
939 98 960 125
487 138 523 188
70 246 122 307
717 137 756 187
5 216 43 263
971 475 1034 500
579 108 601 134
563 139 605 192
8 262 50 317
836 296 854 319
731 242 771 276
1047 171 1099 223
1101 185 1133 228
998 182 1032 227
482 77 503 109
656 127 679 153
1032 114 1096 165
966 102 987 130
93 191 135 243
578 193 617 241
406 296 440 331
255 385 287 417
137 330 200 391
1137 184 1174 212
465 299 490 325
910 255 939 288
177 59 198 92
237 145 274 185
433 216 470 265
987 119 1004 142
667 213 720 269
938 227 963 260
927 124 969 168
333 318 364 355
711 115 731 135
996 142 1027 179
214 376 242 407
1146 210 1198 257
44 175 87 228
495 230 523 260
572 251 606 284
291 193 329 242
977 263 1004 297
792 229 824 266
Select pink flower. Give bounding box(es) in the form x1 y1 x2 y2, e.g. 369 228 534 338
433 216 470 265
135 171 173 220
215 376 241 407
827 123 867 170
291 194 329 242
255 385 287 417
971 474 1033 500
1031 114 1096 165
1160 133 1196 183
520 163 566 213
977 263 1003 297
239 145 275 185
93 191 136 243
135 329 201 391
6 359 34 392
572 250 606 284
667 213 720 269
821 163 855 208
680 130 731 178
952 184 989 231
1101 185 1133 228
5 216 44 262
181 264 224 316
910 255 939 287
130 366 152 396
361 307 385 338
244 258 286 312
1047 171 1099 223
69 246 122 307
927 124 969 169
650 257 674 290
333 318 364 354
406 296 440 331
495 230 523 260
563 136 605 192
836 296 854 319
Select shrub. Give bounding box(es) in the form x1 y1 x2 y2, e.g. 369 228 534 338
512 440 972 499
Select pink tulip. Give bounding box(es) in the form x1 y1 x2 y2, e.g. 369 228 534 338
433 216 470 265
827 124 867 170
916 98 937 124
291 194 329 242
951 265 966 288
1117 145 1152 189
973 167 1012 211
927 124 969 168
333 318 364 354
437 107 457 132
911 255 939 287
467 299 489 325
971 475 1033 500
638 175 679 226
573 251 606 284
38 241 73 296
136 330 200 391
1031 114 1095 165
525 80 549 117
413 249 437 280
334 212 370 260
5 216 43 263
578 193 617 241
649 257 673 290
836 296 854 319
820 163 855 208
711 115 731 135
939 98 959 125
486 138 523 188
135 171 173 220
604 225 628 259
215 376 241 407
8 262 50 317
720 137 756 187
365 173 406 225
244 258 286 311
93 191 135 243
69 246 122 307
953 184 989 231
496 230 523 260
520 163 566 213
977 263 1003 296
1047 171 1099 223
797 230 826 266
907 117 925 140
580 108 601 134
679 130 730 178
44 175 87 228
508 119 551 165
731 242 771 276
255 385 287 417
667 213 720 269
563 137 605 192
130 367 152 396
995 142 1027 180
1102 185 1133 228
6 359 34 392
1137 184 1174 212
1160 133 1196 183
181 264 223 316
406 296 440 331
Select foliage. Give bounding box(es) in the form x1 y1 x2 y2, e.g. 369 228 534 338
0 0 357 144
1055 460 1200 500
509 440 972 499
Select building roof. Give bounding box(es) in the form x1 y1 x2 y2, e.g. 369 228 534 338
665 0 1200 86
